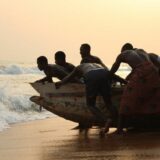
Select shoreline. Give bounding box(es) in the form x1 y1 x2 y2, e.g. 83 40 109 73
1 117 160 160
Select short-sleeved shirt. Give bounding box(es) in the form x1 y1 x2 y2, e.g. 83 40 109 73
44 64 68 80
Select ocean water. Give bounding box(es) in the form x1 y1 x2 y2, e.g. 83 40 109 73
0 61 55 132
0 61 130 132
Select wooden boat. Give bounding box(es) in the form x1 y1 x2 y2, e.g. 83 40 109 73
30 82 160 129
30 82 122 127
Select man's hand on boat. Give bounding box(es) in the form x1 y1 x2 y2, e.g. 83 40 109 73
35 77 53 84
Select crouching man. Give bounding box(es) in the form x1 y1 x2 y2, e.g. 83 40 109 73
55 63 119 134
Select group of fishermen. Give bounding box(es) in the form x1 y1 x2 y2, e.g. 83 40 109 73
36 43 160 135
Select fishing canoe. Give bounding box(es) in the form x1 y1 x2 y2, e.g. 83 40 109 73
30 82 122 127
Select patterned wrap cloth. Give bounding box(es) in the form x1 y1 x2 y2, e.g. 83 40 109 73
120 61 160 116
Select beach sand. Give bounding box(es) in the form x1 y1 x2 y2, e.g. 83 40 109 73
1 117 160 160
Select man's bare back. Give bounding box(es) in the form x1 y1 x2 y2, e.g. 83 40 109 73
121 49 150 69
77 63 103 76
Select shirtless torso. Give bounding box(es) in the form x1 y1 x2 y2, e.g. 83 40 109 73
76 63 103 76
121 49 150 68
110 49 151 74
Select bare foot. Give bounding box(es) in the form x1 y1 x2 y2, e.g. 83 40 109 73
99 118 112 137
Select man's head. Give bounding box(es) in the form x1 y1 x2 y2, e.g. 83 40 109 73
55 51 66 66
121 43 134 52
80 43 91 58
37 56 48 71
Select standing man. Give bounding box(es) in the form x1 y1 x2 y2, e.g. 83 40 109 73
110 43 160 133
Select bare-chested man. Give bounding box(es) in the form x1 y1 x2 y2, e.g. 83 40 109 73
80 43 127 84
55 63 114 134
110 43 160 133
80 43 108 68
54 51 75 73
36 56 69 83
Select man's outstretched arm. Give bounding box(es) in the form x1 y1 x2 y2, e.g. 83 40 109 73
110 54 122 75
55 67 80 88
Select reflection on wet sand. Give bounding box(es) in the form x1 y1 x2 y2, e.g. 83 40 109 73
1 118 160 160
41 128 160 160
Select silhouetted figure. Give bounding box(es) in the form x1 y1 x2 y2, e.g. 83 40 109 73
110 43 160 133
36 56 68 83
55 51 75 73
55 63 118 135
80 43 127 85
78 43 127 133
80 43 108 68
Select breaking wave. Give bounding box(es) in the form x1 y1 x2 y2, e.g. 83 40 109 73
0 64 42 75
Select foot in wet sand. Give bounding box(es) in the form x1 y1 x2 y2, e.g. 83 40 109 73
99 119 112 137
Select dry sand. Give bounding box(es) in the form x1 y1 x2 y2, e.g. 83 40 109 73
1 117 160 160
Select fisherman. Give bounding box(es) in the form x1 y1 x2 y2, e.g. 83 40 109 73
80 43 126 84
78 43 127 132
55 63 114 134
36 56 69 83
55 51 75 73
80 43 107 68
110 43 160 133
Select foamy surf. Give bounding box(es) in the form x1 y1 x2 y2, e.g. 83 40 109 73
0 62 54 131
0 64 42 75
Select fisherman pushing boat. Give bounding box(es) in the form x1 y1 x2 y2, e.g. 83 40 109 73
110 43 160 133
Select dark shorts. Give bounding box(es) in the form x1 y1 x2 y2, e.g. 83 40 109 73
84 69 111 98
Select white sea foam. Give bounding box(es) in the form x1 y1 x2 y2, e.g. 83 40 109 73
0 64 42 75
0 84 54 131
0 63 54 131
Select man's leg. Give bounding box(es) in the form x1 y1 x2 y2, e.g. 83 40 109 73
99 78 116 133
86 95 106 122
116 114 124 133
84 70 108 128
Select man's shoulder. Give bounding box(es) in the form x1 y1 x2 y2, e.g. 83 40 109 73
47 64 58 69
66 62 75 68
47 64 67 72
81 55 101 64
90 55 101 61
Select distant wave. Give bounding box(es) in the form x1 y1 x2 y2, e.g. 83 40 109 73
0 64 42 75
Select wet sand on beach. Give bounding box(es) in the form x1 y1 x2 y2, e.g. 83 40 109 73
1 117 160 160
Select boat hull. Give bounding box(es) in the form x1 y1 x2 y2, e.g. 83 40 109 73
30 82 122 126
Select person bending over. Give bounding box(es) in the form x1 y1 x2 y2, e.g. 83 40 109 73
36 56 69 83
